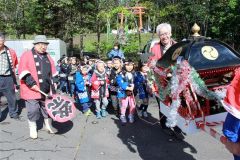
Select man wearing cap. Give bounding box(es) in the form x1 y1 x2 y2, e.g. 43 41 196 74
18 35 58 139
0 32 19 121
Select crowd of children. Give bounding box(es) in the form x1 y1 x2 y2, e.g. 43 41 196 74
56 55 153 124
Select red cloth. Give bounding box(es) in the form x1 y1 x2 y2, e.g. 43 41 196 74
90 72 109 99
223 68 240 119
18 50 57 100
149 43 163 62
8 48 18 68
149 41 176 96
149 40 176 62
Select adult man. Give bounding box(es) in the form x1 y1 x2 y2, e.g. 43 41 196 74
108 43 125 60
149 23 177 131
222 68 240 159
0 32 19 120
18 35 58 139
149 23 176 66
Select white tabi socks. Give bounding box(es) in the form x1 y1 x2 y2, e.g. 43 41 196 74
28 120 37 139
44 118 58 134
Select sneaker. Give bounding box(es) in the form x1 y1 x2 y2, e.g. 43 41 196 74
84 109 92 116
101 109 107 117
128 114 134 123
143 111 148 118
11 115 21 121
96 112 101 119
120 115 127 124
137 109 143 117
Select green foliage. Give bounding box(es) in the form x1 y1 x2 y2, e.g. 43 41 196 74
0 0 239 54
122 34 140 54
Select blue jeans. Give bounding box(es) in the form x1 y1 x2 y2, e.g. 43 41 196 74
69 83 75 97
59 80 69 93
0 76 18 118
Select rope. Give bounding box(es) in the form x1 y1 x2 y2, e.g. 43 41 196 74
73 116 89 160
135 106 161 126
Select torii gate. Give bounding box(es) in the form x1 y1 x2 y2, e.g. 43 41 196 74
129 5 146 31
118 3 146 31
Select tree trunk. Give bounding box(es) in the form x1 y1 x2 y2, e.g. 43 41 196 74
96 0 101 56
97 21 101 56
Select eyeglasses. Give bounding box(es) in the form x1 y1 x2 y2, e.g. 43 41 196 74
159 32 170 37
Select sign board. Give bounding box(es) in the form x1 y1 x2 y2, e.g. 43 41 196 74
5 39 67 65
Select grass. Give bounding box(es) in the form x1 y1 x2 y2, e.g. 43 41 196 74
73 33 158 51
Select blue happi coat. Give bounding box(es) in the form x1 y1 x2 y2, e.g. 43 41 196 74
116 72 130 99
134 71 148 99
75 71 91 103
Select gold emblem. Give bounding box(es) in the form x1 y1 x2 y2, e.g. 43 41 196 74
172 47 182 60
201 46 219 60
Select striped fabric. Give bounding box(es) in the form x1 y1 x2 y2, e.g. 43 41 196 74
0 50 10 75
32 48 44 84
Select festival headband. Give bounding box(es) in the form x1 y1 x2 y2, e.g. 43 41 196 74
95 60 106 67
124 61 134 65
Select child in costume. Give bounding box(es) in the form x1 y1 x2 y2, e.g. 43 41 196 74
90 60 109 119
59 57 70 94
75 64 92 116
222 68 240 160
116 59 136 124
68 57 78 98
134 61 150 118
109 56 122 116
106 60 112 77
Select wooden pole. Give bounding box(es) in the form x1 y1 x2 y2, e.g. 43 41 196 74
139 8 143 31
120 11 124 27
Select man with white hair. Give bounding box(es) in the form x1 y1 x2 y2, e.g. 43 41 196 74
149 23 176 65
149 23 177 131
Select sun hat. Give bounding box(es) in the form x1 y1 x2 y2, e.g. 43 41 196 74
33 35 49 44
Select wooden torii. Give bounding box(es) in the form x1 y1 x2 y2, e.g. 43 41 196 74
119 3 146 31
129 5 146 31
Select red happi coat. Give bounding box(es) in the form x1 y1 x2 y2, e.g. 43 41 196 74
18 49 57 100
149 39 177 63
223 68 240 119
4 47 18 77
7 48 18 69
90 72 109 99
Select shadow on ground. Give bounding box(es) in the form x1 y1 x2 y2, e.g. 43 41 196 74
112 111 197 160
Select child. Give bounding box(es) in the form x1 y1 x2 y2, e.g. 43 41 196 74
68 57 78 98
134 61 150 118
109 57 122 116
59 57 70 94
75 64 92 116
106 60 112 76
222 68 240 160
90 60 109 119
116 59 136 124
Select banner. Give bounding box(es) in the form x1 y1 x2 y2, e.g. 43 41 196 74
45 94 76 122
